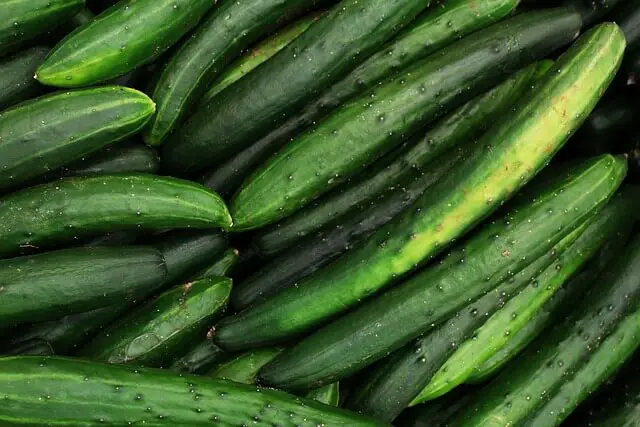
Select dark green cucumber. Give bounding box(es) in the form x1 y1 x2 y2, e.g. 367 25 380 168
0 86 155 193
0 47 49 111
563 0 624 26
0 356 388 427
0 0 84 58
80 277 231 367
5 339 55 356
394 387 479 427
86 0 119 14
213 23 623 352
81 231 141 247
229 9 583 230
307 383 340 406
195 248 240 279
612 0 640 49
0 246 167 325
39 6 95 47
252 61 550 258
200 0 520 198
169 335 225 374
449 232 640 427
209 347 284 384
36 0 213 87
0 174 232 258
257 154 626 391
162 0 435 173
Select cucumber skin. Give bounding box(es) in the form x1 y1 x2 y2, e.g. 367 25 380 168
449 231 640 427
0 86 155 193
252 61 550 258
0 0 84 57
195 248 240 279
209 348 284 384
0 47 49 111
229 9 583 231
0 356 388 427
162 0 433 174
168 336 224 374
563 0 624 26
0 174 232 258
4 339 55 356
612 0 640 48
36 0 213 87
0 246 168 325
213 21 622 354
200 0 519 198
307 383 340 407
80 277 231 367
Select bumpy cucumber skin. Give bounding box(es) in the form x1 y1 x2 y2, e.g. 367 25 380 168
0 0 84 57
229 10 583 231
0 86 155 193
449 231 640 427
200 0 519 198
213 22 623 353
0 47 49 111
209 348 283 384
0 174 232 258
0 356 388 427
169 336 224 374
195 248 240 279
253 61 550 258
0 246 167 325
162 0 433 174
81 277 231 367
36 0 213 87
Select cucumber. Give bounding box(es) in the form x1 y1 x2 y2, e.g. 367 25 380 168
161 0 435 173
5 339 55 356
143 1 330 146
209 347 284 384
195 248 240 279
213 23 623 353
0 47 49 111
0 174 232 258
0 0 84 58
36 0 213 87
612 0 640 48
200 0 520 198
394 387 478 427
252 61 550 258
201 12 323 104
80 277 231 367
0 356 387 427
307 383 340 406
0 246 167 325
81 231 141 247
168 335 225 374
563 0 624 26
0 86 155 193
229 9 583 231
41 6 95 47
257 154 626 391
448 232 640 427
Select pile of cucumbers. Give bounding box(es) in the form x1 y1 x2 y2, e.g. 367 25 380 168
2 0 640 425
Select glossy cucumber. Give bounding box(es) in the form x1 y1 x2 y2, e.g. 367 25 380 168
209 348 283 384
0 86 155 193
168 336 225 374
0 0 84 58
80 277 231 367
36 0 213 87
213 23 623 353
0 47 49 111
307 383 340 406
0 246 167 325
449 232 640 427
0 356 388 426
252 61 550 258
0 174 232 258
200 0 520 198
195 248 240 279
257 155 626 391
229 9 583 230
162 0 434 173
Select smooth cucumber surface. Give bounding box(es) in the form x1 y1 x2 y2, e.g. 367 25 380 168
200 0 519 198
0 356 388 426
0 174 232 258
162 0 433 174
307 383 340 406
36 0 213 87
209 348 283 384
0 246 167 325
0 46 49 111
612 0 640 48
195 248 240 279
0 86 155 193
169 337 224 374
564 0 625 26
213 23 623 353
229 9 583 230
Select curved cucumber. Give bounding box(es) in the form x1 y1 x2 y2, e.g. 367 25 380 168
213 22 622 353
0 246 167 325
196 248 240 279
0 0 84 58
0 47 49 111
209 347 283 384
0 86 155 193
229 9 583 230
80 277 231 367
0 356 388 427
0 174 232 258
449 231 640 427
200 0 520 198
169 336 224 374
252 61 550 258
36 0 212 87
162 0 433 174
